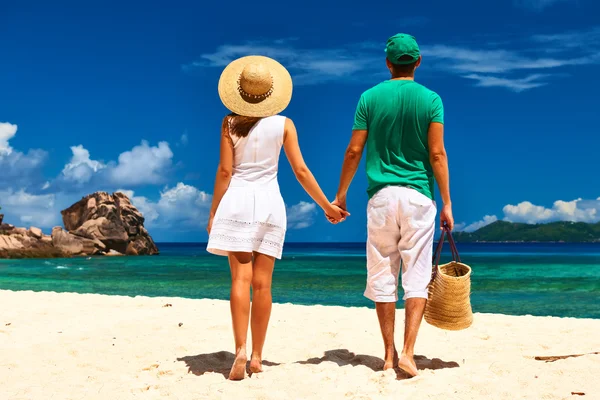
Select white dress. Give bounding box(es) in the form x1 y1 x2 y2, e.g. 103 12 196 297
207 115 287 259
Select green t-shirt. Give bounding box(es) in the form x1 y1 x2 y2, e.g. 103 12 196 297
353 80 444 200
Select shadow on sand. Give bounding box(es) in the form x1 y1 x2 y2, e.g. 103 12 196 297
177 351 280 379
177 349 459 380
296 349 460 380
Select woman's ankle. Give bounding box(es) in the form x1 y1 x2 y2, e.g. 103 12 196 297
235 346 247 356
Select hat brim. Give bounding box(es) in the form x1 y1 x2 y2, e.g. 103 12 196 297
218 56 293 118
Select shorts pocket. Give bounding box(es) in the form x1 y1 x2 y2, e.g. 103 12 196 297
406 195 436 229
367 193 393 229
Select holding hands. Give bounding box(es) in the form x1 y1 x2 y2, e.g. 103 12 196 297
324 195 350 225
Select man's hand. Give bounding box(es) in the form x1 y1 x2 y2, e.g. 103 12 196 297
332 196 347 212
440 204 454 231
325 196 349 224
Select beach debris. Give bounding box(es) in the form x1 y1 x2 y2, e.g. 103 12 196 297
142 364 160 371
535 352 600 363
178 322 183 327
163 303 172 308
5 323 10 326
158 370 173 376
571 392 585 396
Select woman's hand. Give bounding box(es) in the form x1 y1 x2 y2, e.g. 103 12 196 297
324 203 350 224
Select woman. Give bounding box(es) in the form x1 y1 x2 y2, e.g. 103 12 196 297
206 56 348 380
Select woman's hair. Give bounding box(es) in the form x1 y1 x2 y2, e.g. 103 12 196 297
226 113 261 138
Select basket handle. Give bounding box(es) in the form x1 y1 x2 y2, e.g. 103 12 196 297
431 224 461 281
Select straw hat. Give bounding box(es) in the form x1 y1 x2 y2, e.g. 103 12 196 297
218 56 293 117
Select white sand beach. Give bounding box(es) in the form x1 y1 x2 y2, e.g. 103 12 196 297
1 290 599 400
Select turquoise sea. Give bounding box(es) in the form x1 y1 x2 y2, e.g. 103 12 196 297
1 243 599 319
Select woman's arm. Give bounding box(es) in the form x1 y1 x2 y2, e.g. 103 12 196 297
207 117 234 233
283 118 348 222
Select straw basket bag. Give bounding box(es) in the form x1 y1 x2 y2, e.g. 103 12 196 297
424 226 473 330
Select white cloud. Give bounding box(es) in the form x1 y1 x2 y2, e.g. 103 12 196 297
0 122 48 186
0 189 61 228
130 195 160 223
0 122 18 155
179 132 188 146
58 141 174 187
503 198 600 224
463 215 498 232
287 201 317 229
460 197 600 231
62 145 106 184
532 27 600 50
109 141 173 186
123 183 212 228
426 45 595 74
463 74 550 92
454 222 467 232
187 26 600 91
183 41 379 86
115 189 135 199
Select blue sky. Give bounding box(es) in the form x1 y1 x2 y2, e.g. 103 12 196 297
1 0 599 242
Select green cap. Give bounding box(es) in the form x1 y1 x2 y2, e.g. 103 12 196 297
385 33 420 65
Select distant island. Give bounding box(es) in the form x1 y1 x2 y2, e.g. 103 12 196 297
453 220 600 243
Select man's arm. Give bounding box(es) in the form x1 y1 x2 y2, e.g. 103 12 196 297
428 122 454 230
334 129 368 210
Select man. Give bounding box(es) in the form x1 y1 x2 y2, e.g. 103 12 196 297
332 33 454 377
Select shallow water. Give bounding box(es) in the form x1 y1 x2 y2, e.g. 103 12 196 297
1 242 599 318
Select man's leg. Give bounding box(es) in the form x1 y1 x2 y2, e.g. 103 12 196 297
398 298 427 376
375 302 398 370
398 188 437 376
365 188 402 371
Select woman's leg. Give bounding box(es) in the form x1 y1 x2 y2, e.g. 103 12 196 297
249 252 276 373
228 251 253 380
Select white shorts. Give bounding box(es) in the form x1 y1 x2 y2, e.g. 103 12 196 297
365 186 437 303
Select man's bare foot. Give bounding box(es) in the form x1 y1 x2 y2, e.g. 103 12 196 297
228 349 247 380
249 355 263 374
383 349 399 371
398 353 418 377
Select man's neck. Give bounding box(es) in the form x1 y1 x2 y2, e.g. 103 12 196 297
390 76 415 81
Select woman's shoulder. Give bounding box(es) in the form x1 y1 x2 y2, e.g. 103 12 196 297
262 114 289 127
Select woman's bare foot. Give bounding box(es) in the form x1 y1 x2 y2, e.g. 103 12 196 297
398 353 418 377
229 349 247 380
383 349 399 371
249 354 263 374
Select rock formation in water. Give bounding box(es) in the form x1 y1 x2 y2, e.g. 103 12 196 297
0 192 159 258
